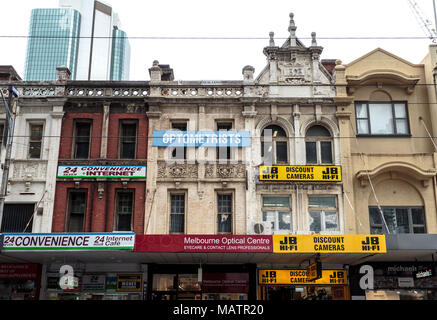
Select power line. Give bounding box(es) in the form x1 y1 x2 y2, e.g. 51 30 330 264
0 35 435 40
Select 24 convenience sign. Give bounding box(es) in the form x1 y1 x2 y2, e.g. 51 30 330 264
259 166 341 182
2 233 135 251
58 166 146 178
272 235 386 253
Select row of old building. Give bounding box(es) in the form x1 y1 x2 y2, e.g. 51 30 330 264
0 14 436 301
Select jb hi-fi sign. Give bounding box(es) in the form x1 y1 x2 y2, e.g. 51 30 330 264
273 235 386 253
259 269 348 285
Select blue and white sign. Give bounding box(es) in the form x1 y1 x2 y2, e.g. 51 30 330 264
152 131 251 147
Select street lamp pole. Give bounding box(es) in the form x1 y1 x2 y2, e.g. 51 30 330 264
0 86 17 231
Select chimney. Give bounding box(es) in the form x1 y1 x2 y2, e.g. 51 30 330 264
149 61 174 82
56 66 71 82
149 60 162 82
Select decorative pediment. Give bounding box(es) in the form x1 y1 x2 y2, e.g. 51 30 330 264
356 162 436 188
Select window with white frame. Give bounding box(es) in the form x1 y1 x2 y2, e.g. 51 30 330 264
67 191 87 232
217 193 233 234
28 123 44 159
170 122 187 160
169 193 185 233
262 196 292 234
355 102 410 135
305 125 333 164
261 125 288 164
308 196 339 233
216 122 233 160
115 191 134 231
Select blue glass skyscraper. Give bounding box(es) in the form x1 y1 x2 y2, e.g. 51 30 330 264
24 8 81 81
110 28 131 81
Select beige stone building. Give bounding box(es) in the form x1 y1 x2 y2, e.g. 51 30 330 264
335 46 437 235
144 14 343 236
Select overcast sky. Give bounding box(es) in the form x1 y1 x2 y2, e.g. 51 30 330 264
0 0 436 81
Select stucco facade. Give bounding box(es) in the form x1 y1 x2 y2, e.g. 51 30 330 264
335 46 437 235
145 14 345 236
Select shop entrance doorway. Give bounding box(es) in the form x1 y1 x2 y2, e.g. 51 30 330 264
261 285 347 300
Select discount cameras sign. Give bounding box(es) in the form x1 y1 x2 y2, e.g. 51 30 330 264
259 166 341 182
273 235 386 253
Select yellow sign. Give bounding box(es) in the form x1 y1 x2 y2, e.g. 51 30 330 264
259 269 347 285
273 235 386 253
307 262 321 281
259 166 341 182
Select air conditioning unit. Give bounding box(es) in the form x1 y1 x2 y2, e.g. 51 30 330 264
250 222 272 235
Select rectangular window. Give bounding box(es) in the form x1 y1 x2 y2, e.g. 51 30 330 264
170 193 185 233
0 204 35 233
308 196 338 233
305 142 317 164
262 196 291 234
28 123 43 159
171 122 187 160
216 122 232 160
115 191 133 231
355 102 409 136
68 191 86 232
217 193 232 234
120 121 137 159
369 206 426 234
74 121 91 159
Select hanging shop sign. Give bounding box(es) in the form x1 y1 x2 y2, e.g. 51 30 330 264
2 233 135 251
307 261 322 281
259 269 348 285
57 165 146 178
135 235 272 253
116 274 142 292
152 131 251 147
272 235 386 253
259 165 341 182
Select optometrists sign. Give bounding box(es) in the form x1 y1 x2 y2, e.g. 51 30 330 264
152 131 251 147
259 166 341 182
273 235 386 253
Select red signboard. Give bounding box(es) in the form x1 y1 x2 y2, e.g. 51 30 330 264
135 235 272 253
202 273 249 293
0 264 40 280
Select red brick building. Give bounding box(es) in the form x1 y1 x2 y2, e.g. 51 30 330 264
53 96 148 234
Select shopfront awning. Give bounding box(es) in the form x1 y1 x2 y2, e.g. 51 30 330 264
0 234 434 267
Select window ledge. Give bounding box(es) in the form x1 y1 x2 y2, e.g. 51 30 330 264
356 134 412 138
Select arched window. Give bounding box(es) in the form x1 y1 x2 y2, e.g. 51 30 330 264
261 125 288 164
305 125 333 164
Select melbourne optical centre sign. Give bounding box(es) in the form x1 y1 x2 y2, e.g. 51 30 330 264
58 165 146 178
152 131 251 147
2 233 135 251
135 235 272 253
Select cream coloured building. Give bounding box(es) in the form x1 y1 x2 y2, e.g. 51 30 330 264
335 46 437 235
144 13 344 236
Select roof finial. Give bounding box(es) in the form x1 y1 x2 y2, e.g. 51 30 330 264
311 32 317 46
269 31 275 46
288 13 297 47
